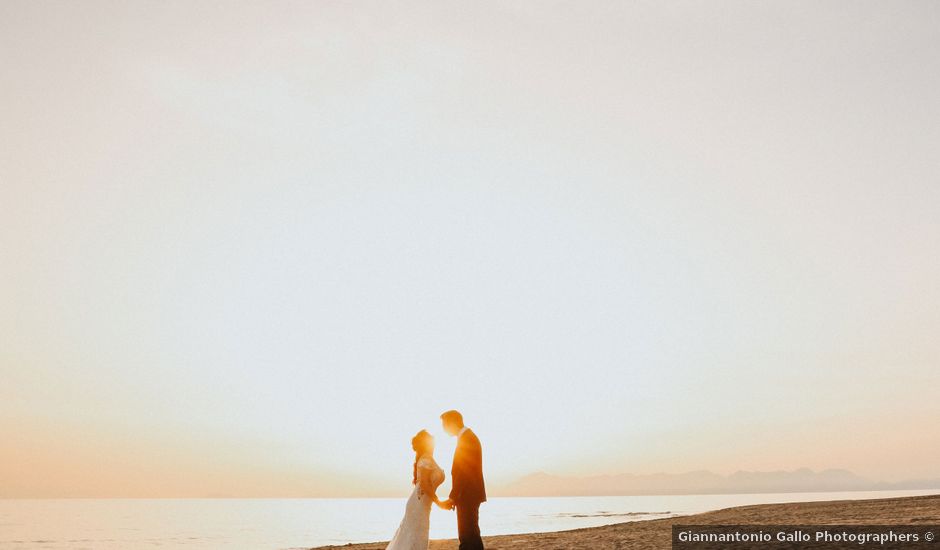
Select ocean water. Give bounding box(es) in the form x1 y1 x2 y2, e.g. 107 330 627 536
1 490 936 549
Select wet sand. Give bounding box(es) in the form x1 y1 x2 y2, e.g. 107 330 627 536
311 493 940 549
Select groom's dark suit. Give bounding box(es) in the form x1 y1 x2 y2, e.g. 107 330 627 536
450 427 486 550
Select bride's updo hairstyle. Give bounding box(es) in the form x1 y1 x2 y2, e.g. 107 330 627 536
411 430 434 485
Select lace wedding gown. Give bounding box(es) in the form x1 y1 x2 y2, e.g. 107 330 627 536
386 455 445 550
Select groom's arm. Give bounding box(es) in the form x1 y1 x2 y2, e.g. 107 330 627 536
448 463 463 502
449 443 465 503
440 466 462 510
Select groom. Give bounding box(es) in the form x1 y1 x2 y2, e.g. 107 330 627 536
438 410 486 550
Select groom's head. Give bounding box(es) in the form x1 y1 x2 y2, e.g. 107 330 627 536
440 410 464 436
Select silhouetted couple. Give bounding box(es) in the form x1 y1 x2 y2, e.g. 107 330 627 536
385 410 486 550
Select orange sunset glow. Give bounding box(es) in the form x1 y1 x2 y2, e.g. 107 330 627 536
2 0 938 506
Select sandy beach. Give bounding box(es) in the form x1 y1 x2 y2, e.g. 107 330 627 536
311 494 940 550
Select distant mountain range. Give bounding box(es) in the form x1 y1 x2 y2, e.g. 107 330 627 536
496 468 940 497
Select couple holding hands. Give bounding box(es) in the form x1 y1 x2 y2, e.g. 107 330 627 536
386 410 485 550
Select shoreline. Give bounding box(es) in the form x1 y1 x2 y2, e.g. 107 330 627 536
310 493 940 549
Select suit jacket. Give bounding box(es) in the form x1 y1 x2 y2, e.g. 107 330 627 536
449 428 486 505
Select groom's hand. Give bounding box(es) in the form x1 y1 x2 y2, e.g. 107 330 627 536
438 499 455 510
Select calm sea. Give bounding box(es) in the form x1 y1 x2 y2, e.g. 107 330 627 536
1 490 936 549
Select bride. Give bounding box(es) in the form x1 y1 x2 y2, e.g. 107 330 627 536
385 430 445 550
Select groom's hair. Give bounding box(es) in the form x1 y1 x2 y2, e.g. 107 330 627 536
440 410 464 426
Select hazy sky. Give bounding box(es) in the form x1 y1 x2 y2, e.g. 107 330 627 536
1 1 938 498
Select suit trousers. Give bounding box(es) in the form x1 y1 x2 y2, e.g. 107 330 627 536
456 501 484 550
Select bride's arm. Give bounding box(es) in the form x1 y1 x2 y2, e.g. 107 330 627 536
417 464 440 504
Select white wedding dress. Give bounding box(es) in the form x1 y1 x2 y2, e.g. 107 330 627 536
385 455 445 550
